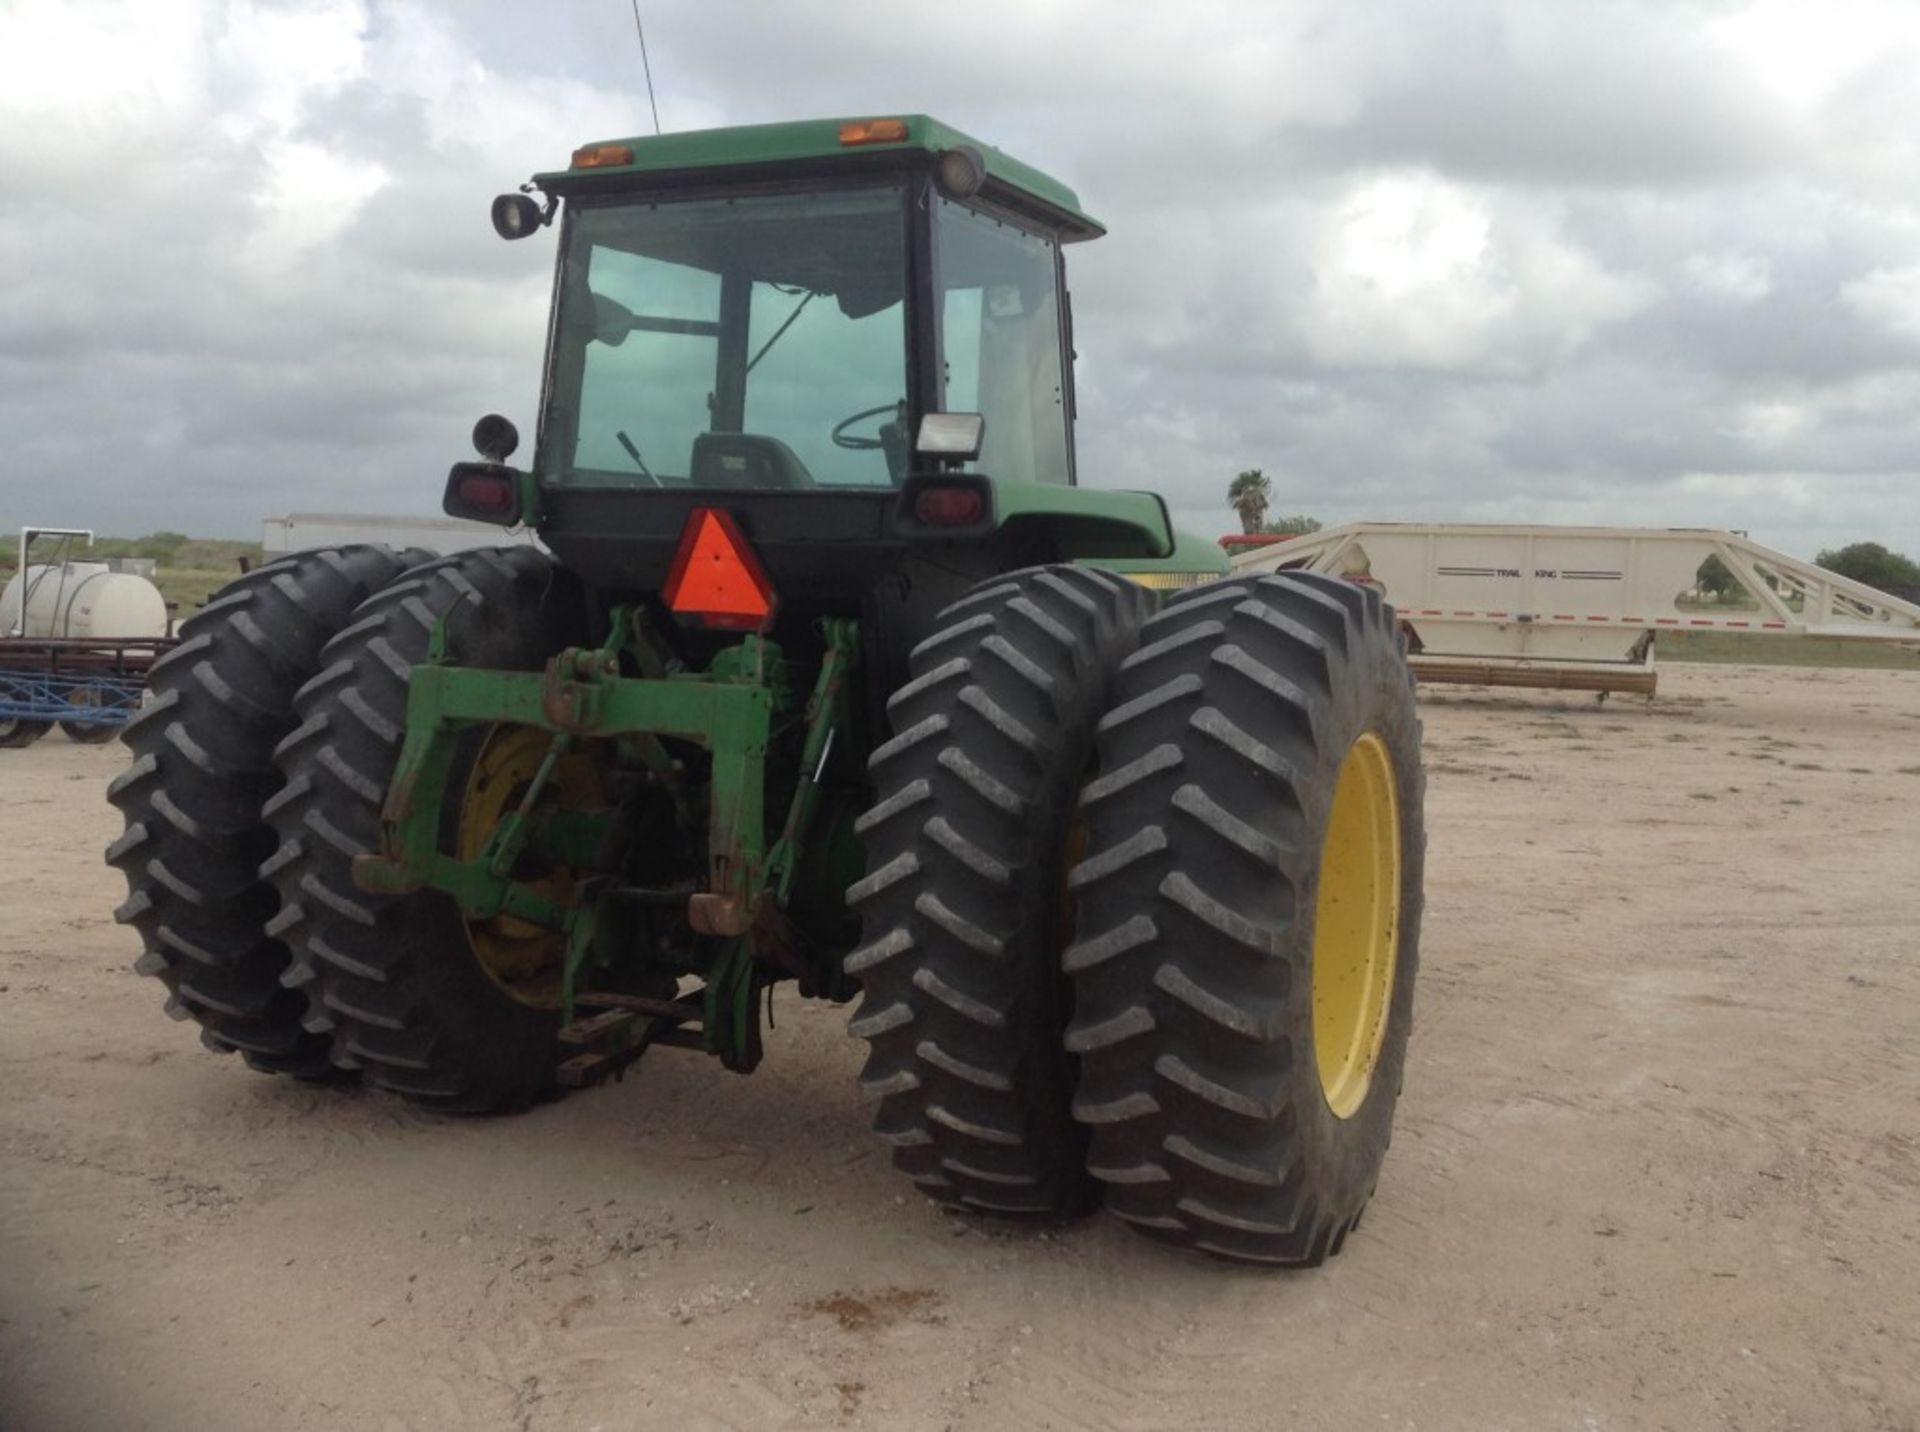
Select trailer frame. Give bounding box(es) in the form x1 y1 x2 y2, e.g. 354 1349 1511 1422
0 638 174 736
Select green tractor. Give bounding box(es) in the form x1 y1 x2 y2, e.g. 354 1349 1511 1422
106 116 1424 1266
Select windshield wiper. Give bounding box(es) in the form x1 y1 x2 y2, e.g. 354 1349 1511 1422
745 290 816 375
616 430 663 486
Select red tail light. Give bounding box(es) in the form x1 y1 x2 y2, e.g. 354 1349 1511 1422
662 508 776 631
455 473 516 513
913 486 985 525
444 462 523 525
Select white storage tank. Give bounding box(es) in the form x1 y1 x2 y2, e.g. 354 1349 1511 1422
2 563 169 640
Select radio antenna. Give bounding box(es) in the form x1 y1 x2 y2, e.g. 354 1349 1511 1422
629 2 662 135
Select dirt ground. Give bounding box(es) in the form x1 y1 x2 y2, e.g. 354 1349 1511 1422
3 662 1916 1432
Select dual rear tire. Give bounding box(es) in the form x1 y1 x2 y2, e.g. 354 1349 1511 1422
1066 572 1424 1264
850 568 1423 1265
107 545 589 1100
106 545 431 1072
260 548 588 1111
847 566 1155 1215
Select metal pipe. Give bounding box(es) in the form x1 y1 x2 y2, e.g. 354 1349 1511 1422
1410 658 1658 696
12 527 93 637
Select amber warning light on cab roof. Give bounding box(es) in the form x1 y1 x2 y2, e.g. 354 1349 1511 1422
662 508 777 631
839 118 909 146
571 143 636 169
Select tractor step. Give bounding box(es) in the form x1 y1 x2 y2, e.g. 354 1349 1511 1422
555 993 706 1088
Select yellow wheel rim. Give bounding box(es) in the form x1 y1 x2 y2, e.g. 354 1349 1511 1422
1312 732 1402 1120
454 725 605 1010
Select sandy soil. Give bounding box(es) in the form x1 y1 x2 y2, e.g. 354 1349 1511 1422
3 662 1917 1432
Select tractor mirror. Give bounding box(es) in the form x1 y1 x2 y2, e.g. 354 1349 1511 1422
472 413 519 462
915 412 985 462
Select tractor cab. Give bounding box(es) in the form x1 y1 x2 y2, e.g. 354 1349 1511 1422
542 134 1079 494
448 117 1180 599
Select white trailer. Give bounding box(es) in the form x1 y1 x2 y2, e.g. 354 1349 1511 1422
1228 523 1920 695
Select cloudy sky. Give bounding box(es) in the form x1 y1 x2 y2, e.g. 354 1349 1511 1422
5 0 1920 558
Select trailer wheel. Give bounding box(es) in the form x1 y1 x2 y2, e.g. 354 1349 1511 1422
105 545 431 1075
849 565 1154 1217
1067 572 1424 1265
61 688 125 744
0 718 50 748
63 723 123 745
262 548 591 1112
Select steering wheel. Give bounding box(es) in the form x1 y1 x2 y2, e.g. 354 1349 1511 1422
831 402 900 451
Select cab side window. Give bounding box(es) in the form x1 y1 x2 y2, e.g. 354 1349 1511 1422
937 200 1071 486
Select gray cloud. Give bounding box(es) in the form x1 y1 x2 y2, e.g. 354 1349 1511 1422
1 0 1917 563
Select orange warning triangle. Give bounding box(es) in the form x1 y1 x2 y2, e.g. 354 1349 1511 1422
663 507 776 630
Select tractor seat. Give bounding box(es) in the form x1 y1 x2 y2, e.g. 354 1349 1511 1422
690 433 817 491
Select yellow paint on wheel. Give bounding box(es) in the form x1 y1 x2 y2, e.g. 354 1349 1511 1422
455 725 604 1009
1312 731 1401 1119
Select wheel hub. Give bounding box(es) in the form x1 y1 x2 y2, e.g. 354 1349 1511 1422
1312 731 1402 1120
454 725 607 1009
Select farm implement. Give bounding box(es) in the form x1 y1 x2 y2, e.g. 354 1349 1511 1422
4 528 175 747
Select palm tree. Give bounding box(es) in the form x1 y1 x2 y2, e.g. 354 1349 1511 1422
1228 469 1272 535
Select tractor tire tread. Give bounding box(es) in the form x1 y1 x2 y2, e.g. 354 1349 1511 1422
848 564 1154 1218
1066 572 1425 1266
107 544 431 1075
261 546 583 1112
